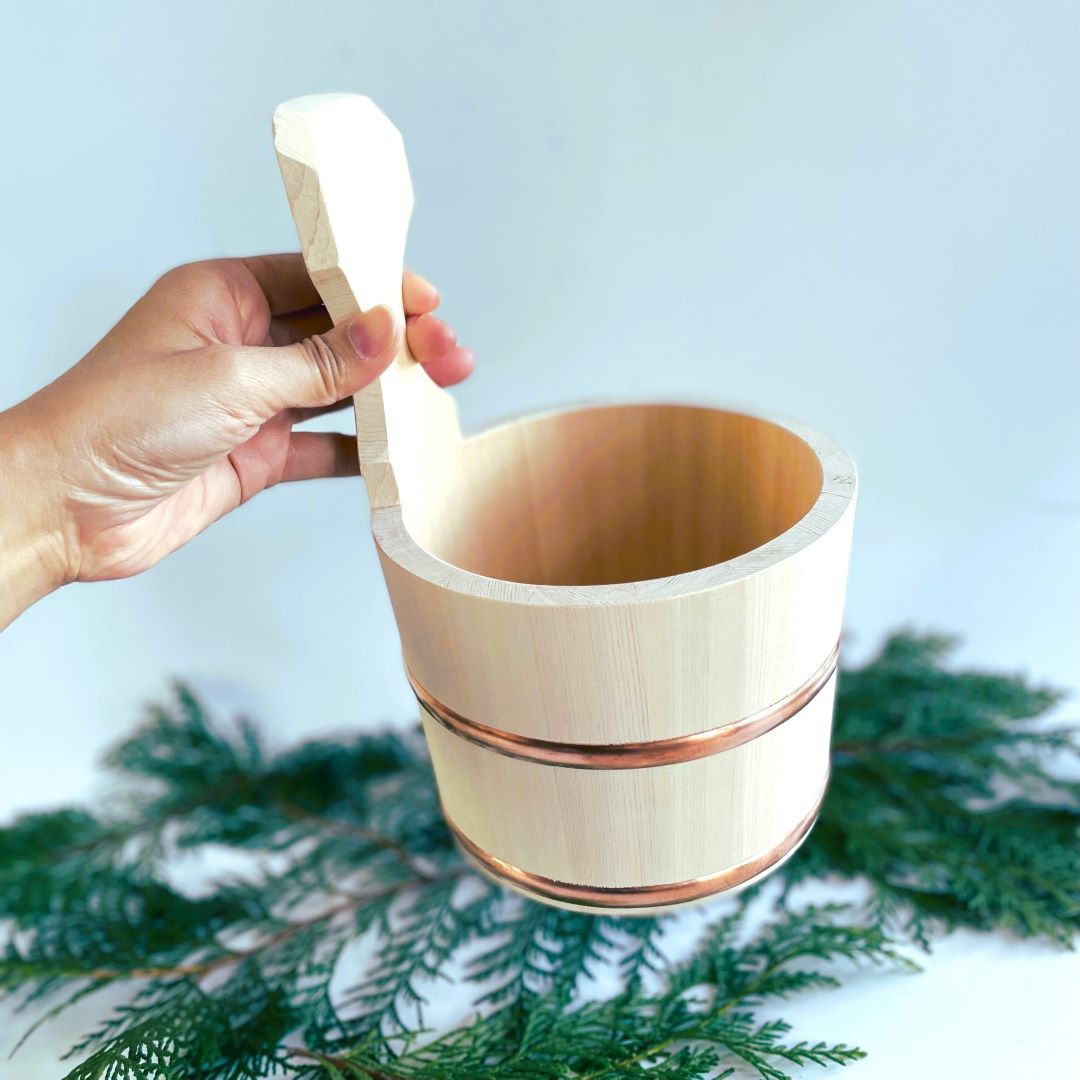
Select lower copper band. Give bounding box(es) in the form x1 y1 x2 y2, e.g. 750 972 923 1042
408 642 839 771
446 778 827 909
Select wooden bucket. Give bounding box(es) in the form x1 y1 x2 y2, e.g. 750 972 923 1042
274 95 857 914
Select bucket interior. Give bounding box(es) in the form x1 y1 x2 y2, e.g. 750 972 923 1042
413 405 823 587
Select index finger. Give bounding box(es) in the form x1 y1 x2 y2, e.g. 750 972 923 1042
244 254 443 320
403 270 440 316
241 253 321 316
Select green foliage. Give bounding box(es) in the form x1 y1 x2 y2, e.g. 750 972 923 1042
0 633 1074 1078
792 633 1080 947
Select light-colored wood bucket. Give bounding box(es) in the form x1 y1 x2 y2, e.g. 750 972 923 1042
274 95 857 914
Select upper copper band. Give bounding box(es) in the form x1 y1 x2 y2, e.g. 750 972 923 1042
407 641 839 771
447 777 827 909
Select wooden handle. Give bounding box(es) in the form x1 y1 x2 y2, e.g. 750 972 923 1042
273 94 460 513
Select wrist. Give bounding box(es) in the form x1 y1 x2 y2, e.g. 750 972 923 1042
0 404 73 627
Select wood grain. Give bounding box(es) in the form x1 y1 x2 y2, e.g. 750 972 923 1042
273 94 462 514
274 94 858 909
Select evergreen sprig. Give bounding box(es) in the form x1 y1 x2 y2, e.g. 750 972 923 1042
0 633 1074 1078
797 632 1079 947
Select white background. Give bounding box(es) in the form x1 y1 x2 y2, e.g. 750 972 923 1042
1 2 1077 1076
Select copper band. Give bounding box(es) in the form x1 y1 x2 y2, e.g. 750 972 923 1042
408 642 839 771
446 779 827 909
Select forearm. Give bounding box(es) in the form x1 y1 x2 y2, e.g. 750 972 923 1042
0 405 69 628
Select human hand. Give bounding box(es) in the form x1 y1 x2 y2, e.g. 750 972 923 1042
0 255 473 626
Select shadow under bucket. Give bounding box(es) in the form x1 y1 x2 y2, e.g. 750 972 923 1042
274 95 857 914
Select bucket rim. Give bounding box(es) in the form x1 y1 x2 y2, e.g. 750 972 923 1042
372 400 856 608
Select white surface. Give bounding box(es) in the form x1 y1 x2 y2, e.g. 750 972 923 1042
0 1 1077 1076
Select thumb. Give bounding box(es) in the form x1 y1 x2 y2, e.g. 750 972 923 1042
220 305 399 418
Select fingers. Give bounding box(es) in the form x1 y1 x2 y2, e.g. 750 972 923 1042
241 254 321 315
183 424 358 543
282 432 360 482
272 305 453 353
273 307 474 397
244 256 438 320
407 311 455 360
401 273 475 385
287 341 469 426
253 259 471 388
224 259 472 427
402 311 474 385
420 345 476 388
403 270 440 316
219 305 400 420
269 305 333 346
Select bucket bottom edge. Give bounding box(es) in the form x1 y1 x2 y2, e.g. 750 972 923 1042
444 780 827 917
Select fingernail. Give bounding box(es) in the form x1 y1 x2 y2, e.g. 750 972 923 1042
348 306 395 359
